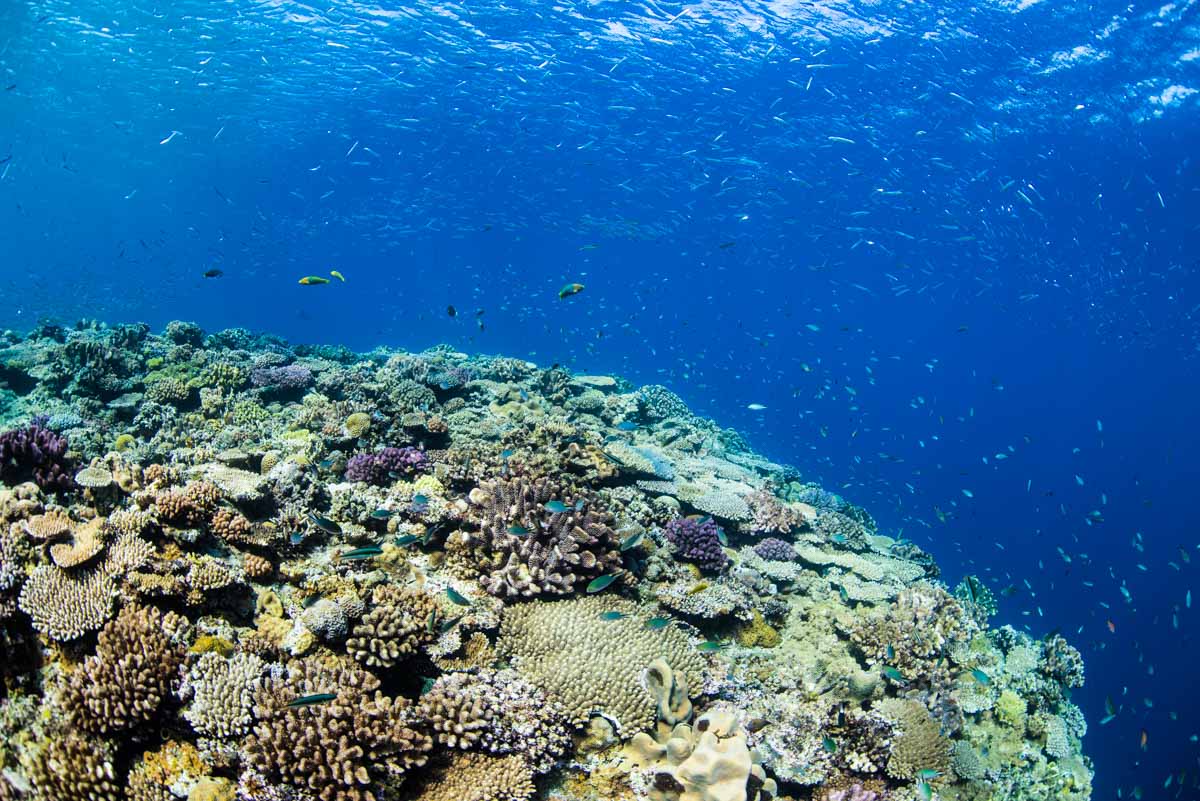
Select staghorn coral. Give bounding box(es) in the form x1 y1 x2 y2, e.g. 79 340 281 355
346 585 440 668
463 476 624 598
62 604 189 734
245 655 432 801
497 595 704 735
30 732 122 801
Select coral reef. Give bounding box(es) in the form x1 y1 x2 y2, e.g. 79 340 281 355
0 320 1093 801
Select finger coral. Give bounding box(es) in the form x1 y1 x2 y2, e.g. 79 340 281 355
464 476 624 598
664 515 730 574
30 732 122 801
345 446 430 485
414 752 535 801
244 655 432 801
0 420 74 493
17 562 115 640
61 604 190 734
346 585 440 668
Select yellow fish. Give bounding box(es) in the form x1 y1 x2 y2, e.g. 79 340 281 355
299 276 330 285
330 270 345 282
558 282 585 299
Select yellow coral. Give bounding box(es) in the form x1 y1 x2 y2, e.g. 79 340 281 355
344 412 372 438
189 635 235 657
995 689 1027 730
735 610 781 648
114 434 136 452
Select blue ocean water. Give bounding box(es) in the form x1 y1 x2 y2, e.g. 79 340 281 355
2 0 1198 796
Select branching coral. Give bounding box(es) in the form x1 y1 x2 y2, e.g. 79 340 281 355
664 515 729 574
346 585 440 668
180 651 265 739
156 480 221 527
463 476 624 598
345 446 429 485
244 655 432 801
30 732 122 801
418 668 572 773
413 752 535 801
848 583 977 675
62 604 190 734
17 562 115 640
874 697 952 781
0 420 74 492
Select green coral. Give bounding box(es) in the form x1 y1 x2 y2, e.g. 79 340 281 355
994 689 1027 730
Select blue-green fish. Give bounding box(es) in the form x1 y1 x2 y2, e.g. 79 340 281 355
369 508 393 520
822 737 837 753
916 781 933 801
620 531 645 551
886 644 895 660
507 525 532 536
645 616 671 630
338 545 383 562
881 665 906 682
969 668 991 686
831 533 848 544
916 769 940 781
500 449 515 459
715 527 728 546
426 608 439 634
412 493 429 505
599 610 626 621
616 421 638 431
395 534 421 546
586 573 618 593
544 500 569 514
698 640 727 652
287 692 337 707
444 587 472 606
307 512 341 535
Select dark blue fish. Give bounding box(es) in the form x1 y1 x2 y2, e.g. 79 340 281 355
288 693 337 707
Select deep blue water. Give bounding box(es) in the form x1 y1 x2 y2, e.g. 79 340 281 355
3 0 1199 796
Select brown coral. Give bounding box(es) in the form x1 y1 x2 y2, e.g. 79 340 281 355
62 604 189 734
414 752 535 801
17 563 115 640
874 697 952 781
498 596 705 734
156 481 220 527
243 552 273 580
245 655 432 801
30 732 122 801
463 476 624 598
346 585 440 668
49 517 106 568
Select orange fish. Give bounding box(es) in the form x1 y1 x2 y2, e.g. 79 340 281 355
1140 729 1148 751
1106 619 1116 634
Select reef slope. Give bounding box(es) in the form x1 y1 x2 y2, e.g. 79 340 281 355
0 321 1091 801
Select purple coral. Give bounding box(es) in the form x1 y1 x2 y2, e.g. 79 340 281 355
824 784 880 801
345 446 430 485
663 516 729 574
0 420 74 492
250 364 313 391
753 537 797 562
